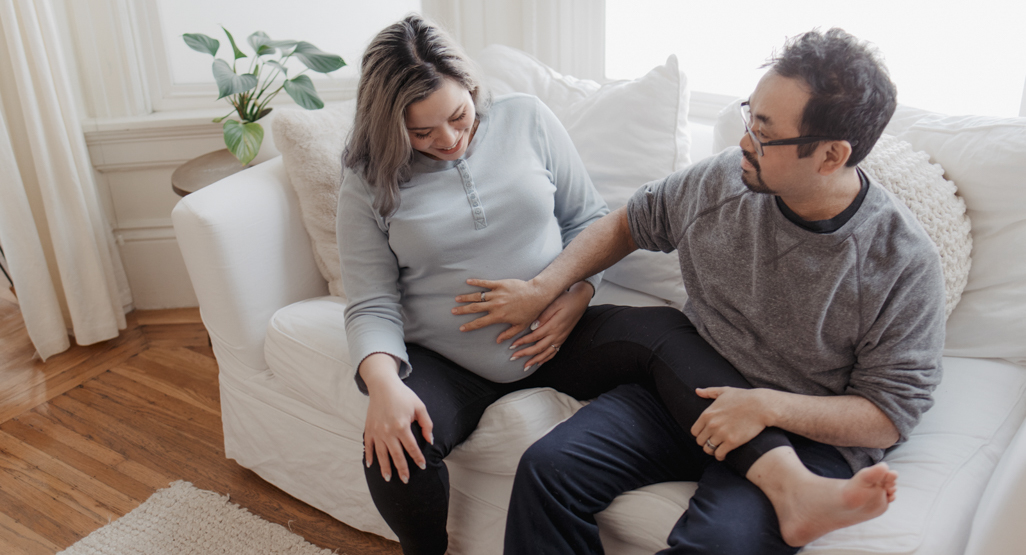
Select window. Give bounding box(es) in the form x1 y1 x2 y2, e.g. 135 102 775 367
143 0 421 111
605 0 1026 118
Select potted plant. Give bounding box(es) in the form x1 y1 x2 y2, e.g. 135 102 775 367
183 28 345 164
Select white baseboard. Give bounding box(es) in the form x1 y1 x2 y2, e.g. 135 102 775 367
118 233 198 309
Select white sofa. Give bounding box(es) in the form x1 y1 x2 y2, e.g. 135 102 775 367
172 46 1026 554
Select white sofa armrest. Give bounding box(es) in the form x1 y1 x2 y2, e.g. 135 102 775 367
172 156 328 372
964 413 1026 555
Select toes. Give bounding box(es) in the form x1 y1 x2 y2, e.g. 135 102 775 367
856 462 893 487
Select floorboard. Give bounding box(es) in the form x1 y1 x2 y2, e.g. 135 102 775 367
0 301 401 554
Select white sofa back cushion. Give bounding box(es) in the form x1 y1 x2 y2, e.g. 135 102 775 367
477 44 691 305
884 110 1026 364
476 44 691 207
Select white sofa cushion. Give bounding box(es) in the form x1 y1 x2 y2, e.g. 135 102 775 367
807 357 1026 555
477 44 690 305
883 109 1026 364
264 296 365 426
272 101 357 299
477 44 692 206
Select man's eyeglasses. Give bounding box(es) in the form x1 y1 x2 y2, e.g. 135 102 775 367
739 101 852 156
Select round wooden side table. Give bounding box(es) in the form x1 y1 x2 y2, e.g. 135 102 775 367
172 149 249 197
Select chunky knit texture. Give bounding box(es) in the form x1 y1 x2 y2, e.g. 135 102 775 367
860 134 973 319
59 481 334 555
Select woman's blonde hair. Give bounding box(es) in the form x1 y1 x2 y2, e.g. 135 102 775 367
344 14 489 217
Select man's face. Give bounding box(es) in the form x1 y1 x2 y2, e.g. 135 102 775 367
739 72 815 196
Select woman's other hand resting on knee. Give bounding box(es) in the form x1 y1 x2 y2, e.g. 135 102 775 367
360 353 434 484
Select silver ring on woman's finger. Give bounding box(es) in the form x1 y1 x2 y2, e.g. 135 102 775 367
705 439 718 451
480 291 486 302
551 344 560 351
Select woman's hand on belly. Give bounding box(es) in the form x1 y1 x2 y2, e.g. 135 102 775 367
508 281 593 370
452 277 557 341
360 355 434 484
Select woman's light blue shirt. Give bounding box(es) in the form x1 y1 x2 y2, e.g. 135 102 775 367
338 94 607 388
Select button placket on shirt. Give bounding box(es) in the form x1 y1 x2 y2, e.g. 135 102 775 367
457 160 487 230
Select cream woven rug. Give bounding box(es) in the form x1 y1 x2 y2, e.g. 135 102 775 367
59 481 336 555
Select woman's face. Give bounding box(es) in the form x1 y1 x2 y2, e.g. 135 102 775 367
405 78 476 161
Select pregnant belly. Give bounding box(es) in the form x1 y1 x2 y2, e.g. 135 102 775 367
402 294 539 383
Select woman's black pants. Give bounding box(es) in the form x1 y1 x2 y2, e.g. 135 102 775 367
363 304 791 555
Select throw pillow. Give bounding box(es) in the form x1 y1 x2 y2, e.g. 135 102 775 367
712 97 746 154
885 110 1026 363
477 45 691 304
272 100 357 299
477 44 691 209
858 134 973 319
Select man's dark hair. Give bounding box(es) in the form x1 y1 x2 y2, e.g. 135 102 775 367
765 28 897 166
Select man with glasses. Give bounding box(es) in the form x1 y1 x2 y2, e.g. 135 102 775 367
468 28 945 554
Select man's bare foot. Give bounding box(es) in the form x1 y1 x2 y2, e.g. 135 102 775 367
776 463 896 546
747 448 898 547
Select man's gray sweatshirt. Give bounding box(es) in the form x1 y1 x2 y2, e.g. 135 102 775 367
627 147 946 471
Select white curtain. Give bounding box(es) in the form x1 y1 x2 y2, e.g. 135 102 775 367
0 0 131 360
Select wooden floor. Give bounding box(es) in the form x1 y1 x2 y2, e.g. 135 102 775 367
0 296 401 554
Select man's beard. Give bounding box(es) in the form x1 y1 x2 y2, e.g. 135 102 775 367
741 149 774 194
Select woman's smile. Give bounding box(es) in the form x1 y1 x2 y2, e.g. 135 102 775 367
406 78 477 161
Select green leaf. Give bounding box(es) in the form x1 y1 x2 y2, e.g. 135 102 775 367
223 120 264 165
248 31 276 56
212 59 257 99
268 39 299 52
283 74 323 110
266 60 288 77
222 27 247 60
291 42 345 73
183 33 219 56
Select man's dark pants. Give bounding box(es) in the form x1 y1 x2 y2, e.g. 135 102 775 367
503 383 854 554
